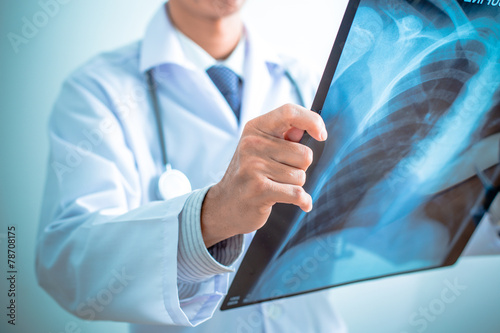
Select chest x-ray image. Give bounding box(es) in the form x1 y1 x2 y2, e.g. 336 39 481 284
222 0 500 310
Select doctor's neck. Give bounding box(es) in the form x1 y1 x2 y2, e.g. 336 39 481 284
167 0 244 60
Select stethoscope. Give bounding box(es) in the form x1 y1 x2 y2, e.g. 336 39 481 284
146 68 305 201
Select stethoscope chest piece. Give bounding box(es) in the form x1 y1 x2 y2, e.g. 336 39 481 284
157 164 192 201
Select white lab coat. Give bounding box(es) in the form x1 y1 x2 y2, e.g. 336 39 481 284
36 5 348 333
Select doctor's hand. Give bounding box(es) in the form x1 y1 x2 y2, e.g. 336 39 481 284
201 104 327 247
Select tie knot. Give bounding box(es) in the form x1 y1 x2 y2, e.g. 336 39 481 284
206 65 242 121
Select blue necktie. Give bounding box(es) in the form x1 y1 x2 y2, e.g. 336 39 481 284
206 65 243 121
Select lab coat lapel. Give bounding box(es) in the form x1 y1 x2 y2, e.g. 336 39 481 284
156 65 239 134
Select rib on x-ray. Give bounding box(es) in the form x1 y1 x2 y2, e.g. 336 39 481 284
224 0 500 308
283 1 500 255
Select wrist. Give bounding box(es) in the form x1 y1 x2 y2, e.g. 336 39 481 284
201 183 237 248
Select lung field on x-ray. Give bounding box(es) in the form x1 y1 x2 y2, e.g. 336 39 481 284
239 0 500 305
278 0 500 258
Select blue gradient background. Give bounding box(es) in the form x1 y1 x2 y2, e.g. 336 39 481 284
0 0 498 332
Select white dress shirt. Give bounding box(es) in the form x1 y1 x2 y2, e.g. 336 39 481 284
174 26 246 77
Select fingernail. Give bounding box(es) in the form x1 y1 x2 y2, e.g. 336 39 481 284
321 129 328 141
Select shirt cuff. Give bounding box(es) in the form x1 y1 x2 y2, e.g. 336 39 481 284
177 186 244 283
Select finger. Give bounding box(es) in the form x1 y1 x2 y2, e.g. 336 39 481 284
263 181 313 212
284 127 305 142
244 134 313 170
255 104 327 142
263 159 307 186
269 139 313 171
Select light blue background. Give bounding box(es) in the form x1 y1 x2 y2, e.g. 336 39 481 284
0 0 499 332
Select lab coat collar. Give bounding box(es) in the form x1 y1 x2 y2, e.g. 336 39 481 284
139 3 290 134
139 4 285 74
139 4 194 72
243 22 283 74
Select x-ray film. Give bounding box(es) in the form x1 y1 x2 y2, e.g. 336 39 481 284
222 0 500 310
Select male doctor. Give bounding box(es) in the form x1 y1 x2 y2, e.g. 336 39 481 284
36 0 348 332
